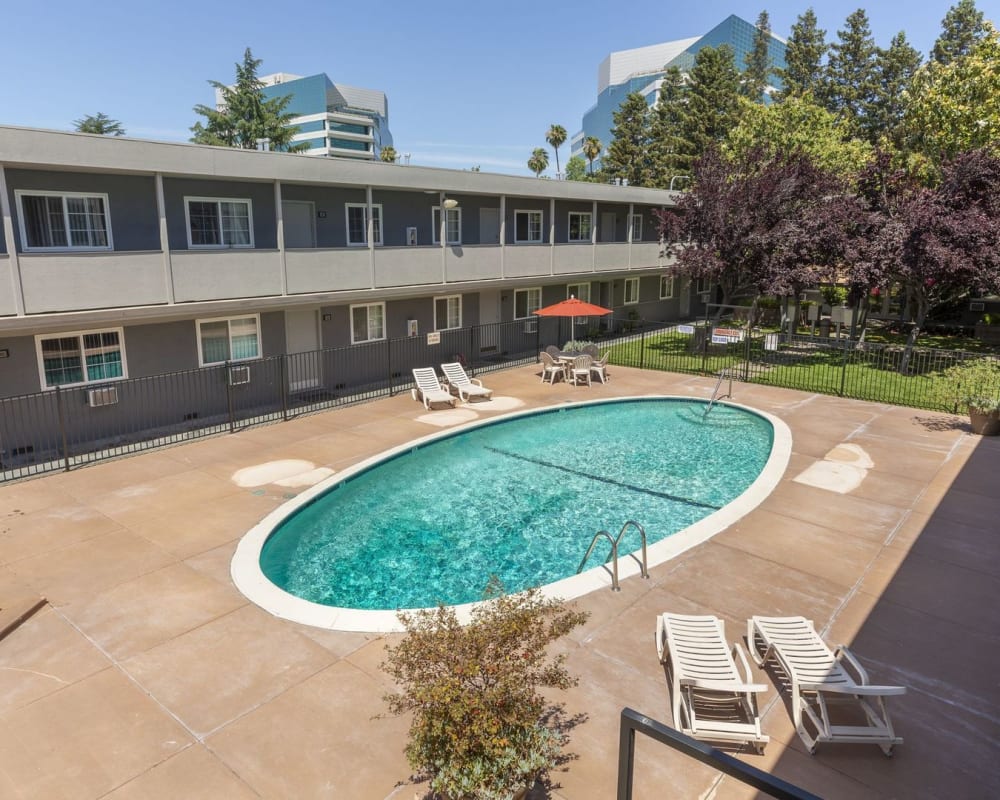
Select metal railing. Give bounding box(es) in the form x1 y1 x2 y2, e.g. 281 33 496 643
617 708 821 800
577 520 650 591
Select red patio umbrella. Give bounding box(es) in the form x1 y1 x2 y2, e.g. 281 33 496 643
534 296 613 317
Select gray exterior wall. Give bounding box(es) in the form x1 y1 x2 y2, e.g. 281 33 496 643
5 169 159 252
163 178 278 250
280 184 366 247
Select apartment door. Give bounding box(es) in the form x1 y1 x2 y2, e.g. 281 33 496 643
479 208 500 244
285 307 321 391
600 212 617 242
282 201 316 248
479 289 501 352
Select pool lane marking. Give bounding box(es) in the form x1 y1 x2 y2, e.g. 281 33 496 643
482 446 721 512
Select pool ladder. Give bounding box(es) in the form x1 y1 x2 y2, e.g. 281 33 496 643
703 367 735 418
576 521 650 592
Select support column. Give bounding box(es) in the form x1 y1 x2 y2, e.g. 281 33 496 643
591 199 598 272
627 203 634 268
499 194 506 279
275 180 287 295
0 165 26 315
366 185 375 289
549 197 555 276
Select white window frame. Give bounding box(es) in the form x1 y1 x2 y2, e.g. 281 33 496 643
660 275 674 300
34 327 128 389
184 196 254 249
434 295 463 331
350 301 386 344
629 213 643 241
514 210 543 244
697 277 712 295
432 206 462 245
513 287 542 319
195 314 261 367
345 203 383 247
567 211 592 243
624 277 640 305
15 190 113 252
566 283 591 303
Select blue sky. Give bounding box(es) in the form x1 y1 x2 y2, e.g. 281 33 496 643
1 1 996 176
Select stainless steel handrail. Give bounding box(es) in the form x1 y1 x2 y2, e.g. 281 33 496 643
577 521 651 591
703 366 734 417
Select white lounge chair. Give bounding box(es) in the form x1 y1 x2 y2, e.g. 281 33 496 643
747 615 905 755
411 367 456 410
655 613 769 752
440 362 493 402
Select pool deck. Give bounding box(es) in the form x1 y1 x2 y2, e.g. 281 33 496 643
0 364 997 799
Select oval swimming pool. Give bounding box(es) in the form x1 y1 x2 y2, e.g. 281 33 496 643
232 397 791 630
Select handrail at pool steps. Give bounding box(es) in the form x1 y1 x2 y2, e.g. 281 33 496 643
617 708 820 800
576 520 650 591
703 367 735 418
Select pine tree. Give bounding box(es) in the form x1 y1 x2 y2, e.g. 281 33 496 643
679 45 743 166
648 67 693 188
775 9 828 100
872 32 923 150
741 11 774 101
932 0 987 64
819 9 880 141
73 113 126 136
191 48 307 152
604 92 652 186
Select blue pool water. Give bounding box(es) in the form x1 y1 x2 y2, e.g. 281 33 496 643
259 399 773 610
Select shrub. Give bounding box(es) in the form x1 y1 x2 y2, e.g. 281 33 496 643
381 587 588 800
930 356 1000 413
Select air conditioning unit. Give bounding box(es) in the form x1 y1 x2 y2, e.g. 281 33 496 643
228 365 251 385
86 386 119 407
799 292 809 301
523 319 538 333
970 301 985 312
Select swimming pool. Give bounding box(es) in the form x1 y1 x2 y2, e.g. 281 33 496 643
232 397 791 632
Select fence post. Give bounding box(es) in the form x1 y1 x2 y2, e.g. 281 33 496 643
469 326 476 374
639 327 646 371
386 338 394 395
280 355 289 422
535 318 541 358
55 385 71 472
225 361 236 433
839 338 849 397
743 329 752 381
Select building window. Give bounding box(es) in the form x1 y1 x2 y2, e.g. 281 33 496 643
197 315 260 366
566 283 591 303
630 213 643 241
432 207 462 245
185 197 252 248
514 287 542 319
660 275 674 299
351 302 385 343
568 212 592 242
35 328 126 388
624 277 640 305
346 203 383 246
697 277 712 295
16 191 112 251
434 295 462 331
514 210 543 243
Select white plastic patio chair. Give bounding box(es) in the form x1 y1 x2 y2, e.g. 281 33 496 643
590 349 610 384
656 613 769 752
747 615 905 755
411 367 456 410
440 362 493 402
539 351 565 384
568 354 592 386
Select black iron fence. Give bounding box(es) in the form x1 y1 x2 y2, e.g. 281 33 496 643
2 314 996 483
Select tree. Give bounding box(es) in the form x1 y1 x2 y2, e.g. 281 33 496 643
819 9 879 141
725 94 872 179
582 136 602 175
379 145 398 163
872 32 923 151
191 48 307 152
678 45 743 166
73 113 125 136
382 587 587 800
656 147 852 316
904 24 1000 169
545 124 568 177
604 92 652 186
775 9 828 100
527 147 549 177
648 66 692 187
741 10 774 101
932 0 987 64
564 155 589 181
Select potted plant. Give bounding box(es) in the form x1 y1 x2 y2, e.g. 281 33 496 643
381 585 588 800
932 357 1000 435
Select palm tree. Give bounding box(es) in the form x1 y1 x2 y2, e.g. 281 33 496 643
582 136 602 175
527 147 549 177
545 124 567 177
73 113 125 136
379 145 398 163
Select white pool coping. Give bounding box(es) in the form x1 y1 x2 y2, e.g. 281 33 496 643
230 396 792 633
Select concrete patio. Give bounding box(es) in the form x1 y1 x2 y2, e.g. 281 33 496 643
0 363 997 799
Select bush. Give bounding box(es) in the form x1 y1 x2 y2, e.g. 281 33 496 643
930 357 1000 414
381 586 588 800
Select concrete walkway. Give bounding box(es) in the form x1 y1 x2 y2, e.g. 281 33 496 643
0 364 996 799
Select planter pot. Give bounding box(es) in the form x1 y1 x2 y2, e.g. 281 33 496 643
969 407 1000 436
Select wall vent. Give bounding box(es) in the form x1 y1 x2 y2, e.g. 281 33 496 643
86 386 119 407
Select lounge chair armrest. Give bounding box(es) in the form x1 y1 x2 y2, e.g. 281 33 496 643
680 677 768 693
731 641 759 686
470 378 484 387
834 645 872 684
655 615 667 663
799 681 906 696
